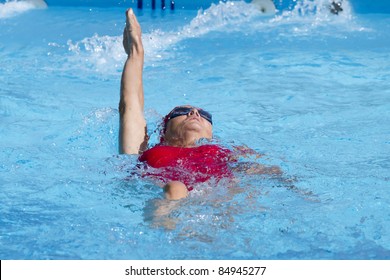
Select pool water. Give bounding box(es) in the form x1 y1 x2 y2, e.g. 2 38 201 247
1 0 389 259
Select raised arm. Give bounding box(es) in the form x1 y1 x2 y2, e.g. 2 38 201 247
119 8 148 154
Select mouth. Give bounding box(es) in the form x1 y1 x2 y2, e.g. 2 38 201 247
183 117 203 127
187 116 201 122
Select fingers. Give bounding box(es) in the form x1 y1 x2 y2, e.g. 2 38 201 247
125 9 132 32
123 7 143 54
125 9 141 37
125 8 138 32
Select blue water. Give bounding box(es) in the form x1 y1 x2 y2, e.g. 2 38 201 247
1 0 389 259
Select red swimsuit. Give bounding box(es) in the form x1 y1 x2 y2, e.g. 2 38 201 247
139 144 234 190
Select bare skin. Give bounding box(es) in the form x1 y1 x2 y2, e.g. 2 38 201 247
119 8 147 155
119 9 281 201
163 106 213 147
119 9 207 199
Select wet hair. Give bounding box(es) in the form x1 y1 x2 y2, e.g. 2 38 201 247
162 113 171 134
159 113 170 144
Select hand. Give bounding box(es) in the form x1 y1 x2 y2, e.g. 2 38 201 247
123 8 143 56
233 145 263 159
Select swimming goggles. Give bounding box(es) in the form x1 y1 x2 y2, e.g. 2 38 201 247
166 106 213 124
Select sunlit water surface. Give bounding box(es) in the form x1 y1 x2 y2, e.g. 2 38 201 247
1 0 389 259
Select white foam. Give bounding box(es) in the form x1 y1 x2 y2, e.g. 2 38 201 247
287 0 369 37
0 0 47 19
67 34 125 73
142 1 262 60
65 0 366 74
271 0 356 30
66 1 262 73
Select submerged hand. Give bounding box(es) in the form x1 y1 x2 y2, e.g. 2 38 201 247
233 145 263 159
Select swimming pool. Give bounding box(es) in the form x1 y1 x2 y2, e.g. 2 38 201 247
0 0 389 259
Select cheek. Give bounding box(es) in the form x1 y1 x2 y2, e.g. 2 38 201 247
205 122 213 136
166 117 185 132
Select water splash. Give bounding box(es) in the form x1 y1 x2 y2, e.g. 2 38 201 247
268 0 369 38
65 0 366 73
66 1 262 72
66 34 124 73
272 0 354 27
0 0 47 19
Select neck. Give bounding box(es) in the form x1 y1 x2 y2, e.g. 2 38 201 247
164 130 204 147
164 136 197 147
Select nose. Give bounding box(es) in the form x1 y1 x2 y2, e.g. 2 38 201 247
188 108 200 117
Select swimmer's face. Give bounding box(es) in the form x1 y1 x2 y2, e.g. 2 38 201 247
164 105 213 143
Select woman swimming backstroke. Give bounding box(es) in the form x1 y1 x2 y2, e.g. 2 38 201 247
119 8 281 200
